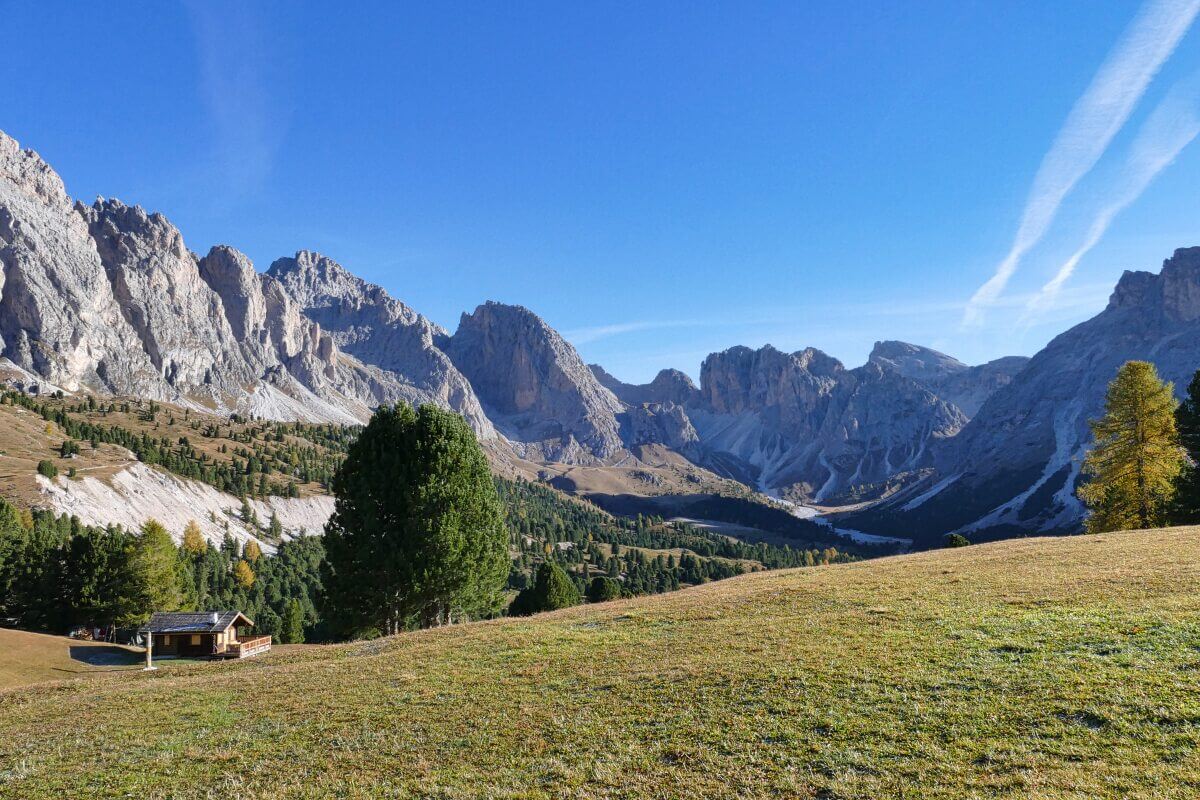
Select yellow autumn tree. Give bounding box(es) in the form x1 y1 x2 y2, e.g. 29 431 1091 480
243 539 262 563
181 520 206 556
1078 361 1184 533
233 559 256 589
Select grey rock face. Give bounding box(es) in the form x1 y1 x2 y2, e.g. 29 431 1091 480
82 200 253 393
0 130 481 428
686 344 965 498
874 247 1200 544
268 252 494 438
622 401 700 450
448 302 625 461
591 365 701 407
869 340 1028 417
0 132 162 396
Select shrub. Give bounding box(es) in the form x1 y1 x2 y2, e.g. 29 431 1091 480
586 576 622 603
510 562 581 616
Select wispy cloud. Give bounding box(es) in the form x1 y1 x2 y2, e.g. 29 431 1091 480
186 2 284 202
1024 73 1200 321
962 0 1200 327
563 319 704 345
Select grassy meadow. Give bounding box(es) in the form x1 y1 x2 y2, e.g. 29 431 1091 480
3 528 1200 798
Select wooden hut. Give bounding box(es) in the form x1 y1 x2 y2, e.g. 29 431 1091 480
139 611 271 664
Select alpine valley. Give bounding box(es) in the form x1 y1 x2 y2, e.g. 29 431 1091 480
5 127 1200 549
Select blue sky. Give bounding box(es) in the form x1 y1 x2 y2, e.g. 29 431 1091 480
4 1 1200 383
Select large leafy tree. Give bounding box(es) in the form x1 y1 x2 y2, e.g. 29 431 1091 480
1078 361 1184 533
322 403 508 636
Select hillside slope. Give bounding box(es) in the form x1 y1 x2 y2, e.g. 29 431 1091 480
3 529 1200 798
0 629 143 689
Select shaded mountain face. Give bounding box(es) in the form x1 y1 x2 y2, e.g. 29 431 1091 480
591 365 701 407
859 247 1200 546
678 345 968 497
448 302 625 462
868 341 1028 417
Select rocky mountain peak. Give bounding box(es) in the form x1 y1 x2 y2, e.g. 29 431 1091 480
869 341 967 380
647 368 700 405
589 365 700 408
700 344 843 417
1109 247 1200 321
269 251 431 333
198 246 267 341
448 302 624 460
0 131 70 212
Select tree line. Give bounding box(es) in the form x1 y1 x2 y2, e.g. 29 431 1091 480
1 390 350 499
1 398 857 642
0 501 321 643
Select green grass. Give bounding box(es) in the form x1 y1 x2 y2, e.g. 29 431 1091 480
4 528 1200 798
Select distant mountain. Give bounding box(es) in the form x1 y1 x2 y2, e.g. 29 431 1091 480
15 126 1169 546
867 341 1028 417
590 364 701 407
852 247 1200 546
267 251 495 438
677 344 972 498
447 302 625 462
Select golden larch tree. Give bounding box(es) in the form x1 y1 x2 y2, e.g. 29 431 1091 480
1078 361 1184 533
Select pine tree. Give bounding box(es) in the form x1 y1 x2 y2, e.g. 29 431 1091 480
119 519 182 625
510 562 581 615
322 404 508 636
1171 368 1200 523
233 559 256 589
282 599 305 643
586 575 622 603
1078 361 1184 533
243 539 263 563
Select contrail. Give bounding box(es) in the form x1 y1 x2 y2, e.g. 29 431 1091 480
962 0 1200 327
1024 75 1200 321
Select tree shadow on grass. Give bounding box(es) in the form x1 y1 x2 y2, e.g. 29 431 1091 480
66 645 143 670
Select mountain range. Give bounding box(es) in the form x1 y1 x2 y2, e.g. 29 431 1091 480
5 128 1200 545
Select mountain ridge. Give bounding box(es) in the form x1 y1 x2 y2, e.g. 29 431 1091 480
10 127 1200 543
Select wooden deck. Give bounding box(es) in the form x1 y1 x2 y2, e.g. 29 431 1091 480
221 635 272 659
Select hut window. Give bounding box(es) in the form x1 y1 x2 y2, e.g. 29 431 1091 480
190 634 201 645
163 635 171 646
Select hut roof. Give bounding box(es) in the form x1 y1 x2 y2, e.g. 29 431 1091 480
139 611 251 634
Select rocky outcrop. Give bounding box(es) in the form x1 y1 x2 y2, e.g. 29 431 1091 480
591 365 701 407
682 344 965 498
267 251 494 438
861 247 1200 545
622 401 700 451
80 199 252 394
448 302 625 461
0 132 163 396
868 341 1028 417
